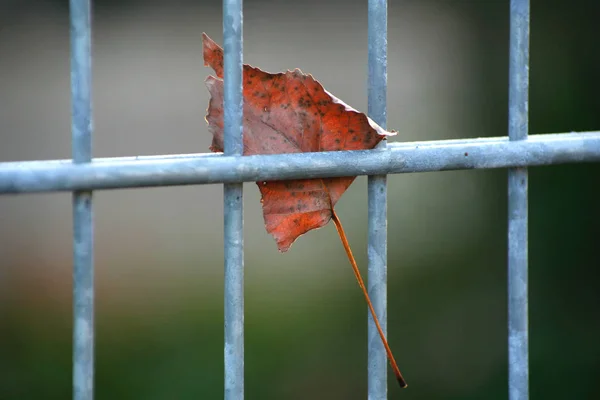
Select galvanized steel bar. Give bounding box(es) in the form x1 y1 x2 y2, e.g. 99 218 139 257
222 1 244 399
368 0 389 397
70 0 94 399
508 0 530 399
1 133 599 194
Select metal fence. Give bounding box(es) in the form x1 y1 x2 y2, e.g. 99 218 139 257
1 0 599 399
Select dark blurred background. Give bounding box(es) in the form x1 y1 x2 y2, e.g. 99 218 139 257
1 0 599 399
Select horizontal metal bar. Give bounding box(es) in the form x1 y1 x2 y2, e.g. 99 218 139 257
0 132 599 195
0 133 579 169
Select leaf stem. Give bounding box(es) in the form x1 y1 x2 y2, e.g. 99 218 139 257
330 209 408 389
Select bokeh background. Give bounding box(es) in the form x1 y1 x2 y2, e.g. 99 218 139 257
1 0 599 399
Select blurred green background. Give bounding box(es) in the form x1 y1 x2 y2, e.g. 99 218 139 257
0 0 599 399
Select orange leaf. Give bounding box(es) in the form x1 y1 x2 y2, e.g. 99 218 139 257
203 34 408 389
203 33 395 252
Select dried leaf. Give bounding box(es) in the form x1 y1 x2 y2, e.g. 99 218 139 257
203 33 395 252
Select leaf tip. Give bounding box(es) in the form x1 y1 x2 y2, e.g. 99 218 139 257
276 239 292 253
202 33 224 77
201 32 212 55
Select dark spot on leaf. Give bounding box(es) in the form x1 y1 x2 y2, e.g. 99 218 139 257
335 138 341 144
247 80 252 85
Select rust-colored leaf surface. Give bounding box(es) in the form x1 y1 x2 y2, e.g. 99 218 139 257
203 33 395 252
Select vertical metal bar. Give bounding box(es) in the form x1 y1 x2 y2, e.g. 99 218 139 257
70 1 94 399
508 0 530 399
223 1 244 399
368 1 388 399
